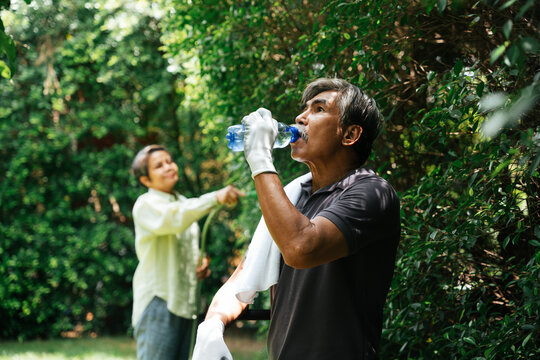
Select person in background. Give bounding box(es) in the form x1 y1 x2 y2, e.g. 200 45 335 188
193 78 401 360
130 144 244 360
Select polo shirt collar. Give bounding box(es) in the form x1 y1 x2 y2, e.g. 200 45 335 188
300 167 375 195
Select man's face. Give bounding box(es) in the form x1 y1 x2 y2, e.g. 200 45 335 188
140 150 179 193
290 90 342 163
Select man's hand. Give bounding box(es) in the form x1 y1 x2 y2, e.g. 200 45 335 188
192 318 233 360
242 108 278 178
216 185 245 206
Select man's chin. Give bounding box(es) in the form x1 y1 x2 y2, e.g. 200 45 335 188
290 149 306 163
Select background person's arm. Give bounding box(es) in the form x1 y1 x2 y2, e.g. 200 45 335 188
134 185 243 236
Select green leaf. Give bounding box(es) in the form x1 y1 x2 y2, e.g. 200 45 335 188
522 332 532 347
0 59 10 78
467 171 479 189
0 26 16 76
476 82 485 97
463 337 476 345
437 0 447 13
516 0 535 20
520 37 539 54
484 347 495 358
503 20 513 39
504 44 520 66
500 0 519 10
528 151 540 174
490 44 507 63
491 159 512 177
399 341 408 353
450 109 462 119
470 16 480 26
453 60 463 76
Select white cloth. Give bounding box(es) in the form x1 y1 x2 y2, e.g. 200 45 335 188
234 172 312 303
131 188 218 327
192 173 312 359
192 318 232 360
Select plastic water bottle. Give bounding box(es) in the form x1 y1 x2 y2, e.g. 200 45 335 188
226 122 301 152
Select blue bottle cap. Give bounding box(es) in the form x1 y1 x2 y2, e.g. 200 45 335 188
288 126 300 143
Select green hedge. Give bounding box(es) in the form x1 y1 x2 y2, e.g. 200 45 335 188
0 0 240 339
1 2 538 359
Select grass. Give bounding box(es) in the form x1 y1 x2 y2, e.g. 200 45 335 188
0 337 136 360
0 331 267 360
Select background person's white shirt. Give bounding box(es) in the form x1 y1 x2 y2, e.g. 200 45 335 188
131 187 217 327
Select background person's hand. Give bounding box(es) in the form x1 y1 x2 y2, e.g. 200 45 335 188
242 108 278 178
216 185 245 206
196 255 211 280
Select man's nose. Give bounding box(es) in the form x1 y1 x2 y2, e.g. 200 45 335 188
295 110 308 125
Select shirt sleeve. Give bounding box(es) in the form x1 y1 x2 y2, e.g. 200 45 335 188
133 191 218 236
317 178 400 254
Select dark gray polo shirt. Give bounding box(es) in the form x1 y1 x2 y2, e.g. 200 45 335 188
268 168 400 360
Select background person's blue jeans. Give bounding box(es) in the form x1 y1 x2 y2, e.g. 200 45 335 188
134 297 196 360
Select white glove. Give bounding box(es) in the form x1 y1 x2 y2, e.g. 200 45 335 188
241 108 278 178
192 318 233 360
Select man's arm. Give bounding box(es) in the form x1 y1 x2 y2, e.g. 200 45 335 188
241 108 348 269
254 173 348 269
191 258 248 360
204 257 249 324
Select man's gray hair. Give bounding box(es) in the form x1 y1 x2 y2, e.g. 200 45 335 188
302 78 382 165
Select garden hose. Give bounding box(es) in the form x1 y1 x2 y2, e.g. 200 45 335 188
188 204 223 360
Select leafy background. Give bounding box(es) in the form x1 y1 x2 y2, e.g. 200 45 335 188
0 0 538 359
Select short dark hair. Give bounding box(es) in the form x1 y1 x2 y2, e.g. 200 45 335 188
302 78 382 165
131 144 167 180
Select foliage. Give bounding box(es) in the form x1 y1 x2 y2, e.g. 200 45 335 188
385 70 539 359
159 0 539 358
0 0 31 78
0 0 238 340
1 0 538 358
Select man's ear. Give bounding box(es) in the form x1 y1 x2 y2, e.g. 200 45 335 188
139 175 151 188
342 125 363 146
